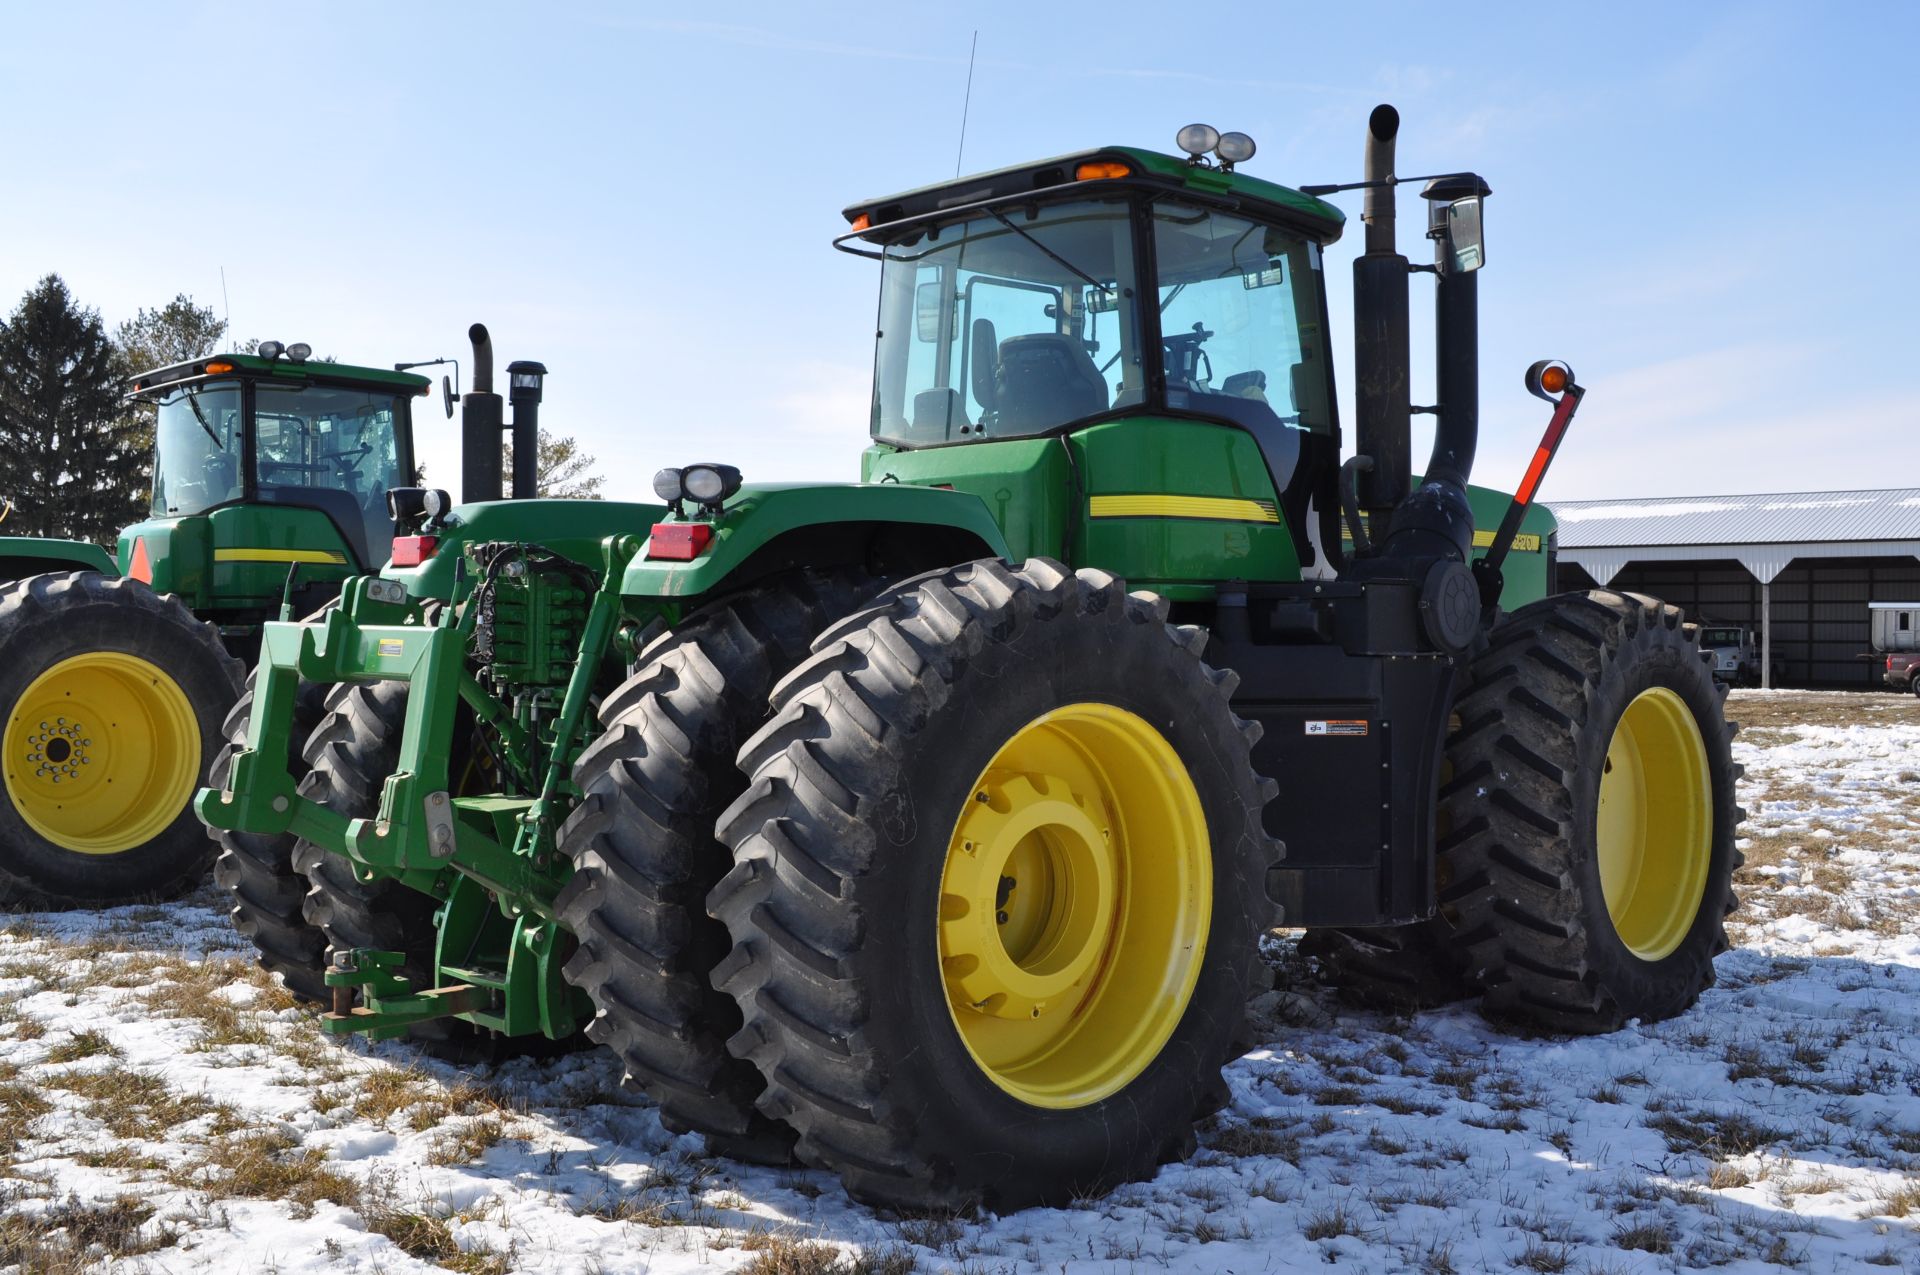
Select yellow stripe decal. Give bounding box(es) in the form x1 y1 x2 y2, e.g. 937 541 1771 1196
1089 495 1281 524
1340 527 1543 553
1471 530 1542 552
213 548 350 565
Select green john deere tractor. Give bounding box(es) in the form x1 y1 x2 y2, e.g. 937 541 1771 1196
0 345 453 908
199 106 1741 1211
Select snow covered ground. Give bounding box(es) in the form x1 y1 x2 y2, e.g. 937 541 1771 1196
3 689 1918 1273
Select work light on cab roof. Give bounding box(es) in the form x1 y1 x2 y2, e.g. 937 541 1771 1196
1175 123 1257 170
255 340 312 363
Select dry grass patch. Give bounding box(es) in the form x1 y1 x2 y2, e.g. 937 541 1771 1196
0 1082 53 1151
1646 1107 1791 1159
43 1068 232 1142
426 1116 508 1166
0 1193 176 1271
1611 1217 1675 1253
364 1204 511 1275
44 1030 117 1063
1207 1117 1304 1162
173 1130 359 1219
1868 1179 1920 1218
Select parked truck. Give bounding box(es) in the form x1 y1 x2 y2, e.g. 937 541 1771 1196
1870 601 1920 693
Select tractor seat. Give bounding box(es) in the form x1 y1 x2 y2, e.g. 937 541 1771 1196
994 334 1108 432
1222 370 1269 402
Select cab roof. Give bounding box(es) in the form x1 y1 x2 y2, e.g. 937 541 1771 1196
127 352 430 397
843 146 1346 244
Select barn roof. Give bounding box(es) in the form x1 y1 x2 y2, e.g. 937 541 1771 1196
1547 488 1920 549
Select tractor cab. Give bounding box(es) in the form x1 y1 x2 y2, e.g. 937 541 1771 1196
122 349 429 621
850 144 1352 589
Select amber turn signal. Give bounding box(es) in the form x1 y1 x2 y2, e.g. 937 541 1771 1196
202 360 235 375
850 213 871 232
1075 161 1131 181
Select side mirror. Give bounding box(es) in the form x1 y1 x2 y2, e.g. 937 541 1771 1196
1444 196 1485 273
442 375 457 419
969 318 999 411
915 282 945 342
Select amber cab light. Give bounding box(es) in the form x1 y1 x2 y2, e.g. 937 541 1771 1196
648 523 714 561
392 535 438 567
202 360 235 375
1075 161 1131 180
850 213 872 232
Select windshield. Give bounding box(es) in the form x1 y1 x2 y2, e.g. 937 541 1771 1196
872 198 1142 446
152 384 244 516
254 383 407 567
1152 202 1334 437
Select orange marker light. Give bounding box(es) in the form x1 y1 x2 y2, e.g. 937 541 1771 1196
1076 161 1131 181
850 213 872 232
1539 365 1568 394
203 360 235 375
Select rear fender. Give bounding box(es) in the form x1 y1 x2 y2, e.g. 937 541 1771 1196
0 536 118 581
620 483 1011 600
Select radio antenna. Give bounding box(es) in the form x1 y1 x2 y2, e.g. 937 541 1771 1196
954 31 978 178
219 266 232 340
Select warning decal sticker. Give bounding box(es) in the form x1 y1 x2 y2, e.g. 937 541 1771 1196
1304 720 1369 737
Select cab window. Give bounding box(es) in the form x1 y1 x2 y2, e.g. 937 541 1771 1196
1150 202 1334 437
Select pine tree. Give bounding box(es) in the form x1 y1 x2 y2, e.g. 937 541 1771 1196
503 429 606 499
113 293 227 456
0 275 146 543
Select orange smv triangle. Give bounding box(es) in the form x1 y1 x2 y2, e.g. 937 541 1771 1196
127 537 152 584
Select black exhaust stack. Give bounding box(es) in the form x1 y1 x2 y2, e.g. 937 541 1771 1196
461 323 505 504
1351 105 1410 529
1344 105 1480 568
506 359 547 500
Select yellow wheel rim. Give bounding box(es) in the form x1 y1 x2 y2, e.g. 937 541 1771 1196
1595 687 1712 960
938 702 1210 1109
3 652 200 855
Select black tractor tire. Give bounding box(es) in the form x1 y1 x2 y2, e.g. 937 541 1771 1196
293 680 502 1059
709 558 1280 1211
0 572 241 908
555 570 878 1165
209 670 333 1001
1438 590 1742 1033
1296 920 1473 1011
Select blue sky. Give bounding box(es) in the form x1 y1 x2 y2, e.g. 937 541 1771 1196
2 3 1914 503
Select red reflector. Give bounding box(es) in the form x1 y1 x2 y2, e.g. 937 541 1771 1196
127 537 152 584
648 523 714 561
392 535 437 567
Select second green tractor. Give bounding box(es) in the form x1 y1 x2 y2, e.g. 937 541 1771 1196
200 106 1741 1210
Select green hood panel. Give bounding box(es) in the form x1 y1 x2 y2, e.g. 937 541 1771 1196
382 499 670 599
622 483 1011 600
0 535 118 578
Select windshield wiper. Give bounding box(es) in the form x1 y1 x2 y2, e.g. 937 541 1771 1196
179 391 222 449
988 210 1109 295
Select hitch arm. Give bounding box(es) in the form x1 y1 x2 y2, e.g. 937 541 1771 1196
1474 360 1585 610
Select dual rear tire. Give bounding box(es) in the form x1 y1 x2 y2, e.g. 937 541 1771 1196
1306 589 1741 1033
561 559 1280 1210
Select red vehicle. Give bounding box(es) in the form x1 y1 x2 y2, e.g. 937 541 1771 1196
1871 603 1920 694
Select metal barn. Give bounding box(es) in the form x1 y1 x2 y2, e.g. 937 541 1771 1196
1547 488 1920 688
